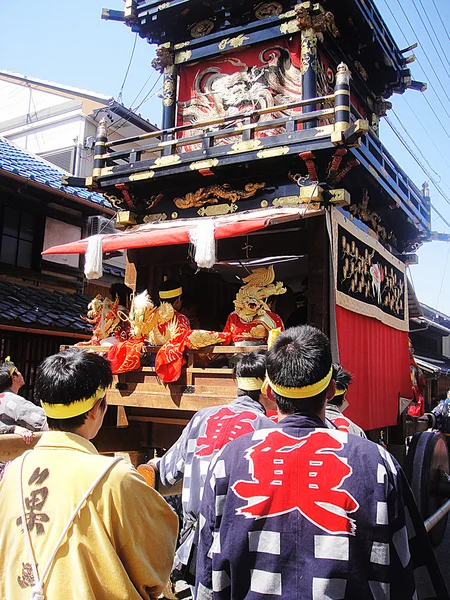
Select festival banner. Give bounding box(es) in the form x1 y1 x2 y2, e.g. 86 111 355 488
332 208 408 332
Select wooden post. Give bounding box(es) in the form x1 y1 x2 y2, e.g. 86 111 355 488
301 27 318 130
333 63 351 138
162 63 177 157
92 118 108 177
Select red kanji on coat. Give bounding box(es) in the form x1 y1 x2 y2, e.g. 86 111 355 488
195 408 258 457
232 430 359 534
331 416 352 433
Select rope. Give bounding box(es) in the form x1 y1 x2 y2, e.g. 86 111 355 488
18 452 122 599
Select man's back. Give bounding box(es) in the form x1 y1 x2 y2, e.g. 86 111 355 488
326 404 366 437
0 431 177 600
196 414 444 599
0 389 47 432
159 396 273 516
158 396 274 571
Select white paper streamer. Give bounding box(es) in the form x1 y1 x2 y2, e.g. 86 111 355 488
84 234 103 280
189 220 216 269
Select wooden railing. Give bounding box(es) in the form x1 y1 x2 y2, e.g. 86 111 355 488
100 94 337 165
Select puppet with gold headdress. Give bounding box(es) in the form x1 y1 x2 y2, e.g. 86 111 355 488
156 278 190 344
224 266 286 343
107 290 187 373
78 295 122 347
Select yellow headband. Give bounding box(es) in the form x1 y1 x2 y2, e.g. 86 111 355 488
262 327 333 399
5 356 14 377
334 387 347 396
41 387 106 419
237 377 263 391
159 287 182 299
265 366 333 399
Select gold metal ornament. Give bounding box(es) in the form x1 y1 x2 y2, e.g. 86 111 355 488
175 50 192 64
198 203 239 217
254 2 283 19
256 146 290 159
174 182 265 209
190 19 214 38
218 34 249 50
153 155 181 168
227 139 262 154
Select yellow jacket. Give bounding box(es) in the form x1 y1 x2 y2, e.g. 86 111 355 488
0 431 178 599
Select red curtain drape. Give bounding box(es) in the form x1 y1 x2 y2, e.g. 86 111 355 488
336 305 412 431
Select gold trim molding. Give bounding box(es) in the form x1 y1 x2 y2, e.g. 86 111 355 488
198 203 239 217
256 146 290 159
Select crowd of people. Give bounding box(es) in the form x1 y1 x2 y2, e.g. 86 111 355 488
0 320 448 599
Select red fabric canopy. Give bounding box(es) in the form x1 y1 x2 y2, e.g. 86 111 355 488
336 305 412 431
42 207 320 255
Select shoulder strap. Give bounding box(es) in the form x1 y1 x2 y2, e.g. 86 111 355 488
18 453 122 599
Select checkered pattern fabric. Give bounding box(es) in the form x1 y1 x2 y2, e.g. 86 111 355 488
157 396 274 570
326 404 367 438
196 414 447 599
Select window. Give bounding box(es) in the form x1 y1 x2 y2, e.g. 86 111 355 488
0 206 37 269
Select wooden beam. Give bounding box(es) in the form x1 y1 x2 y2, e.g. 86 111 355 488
0 324 90 340
0 425 144 462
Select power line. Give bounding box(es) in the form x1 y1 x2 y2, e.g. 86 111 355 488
134 74 162 111
129 71 157 108
413 93 450 147
380 0 450 123
414 0 450 78
400 95 450 170
436 243 450 309
431 0 450 43
391 108 444 182
117 33 138 104
107 74 162 137
385 115 450 229
391 0 450 116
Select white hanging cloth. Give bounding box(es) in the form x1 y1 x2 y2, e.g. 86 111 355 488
84 234 103 280
189 219 216 269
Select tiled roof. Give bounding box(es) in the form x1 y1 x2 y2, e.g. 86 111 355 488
0 280 92 335
103 263 125 278
0 137 111 209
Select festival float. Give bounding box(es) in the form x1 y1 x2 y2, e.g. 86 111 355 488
39 0 450 544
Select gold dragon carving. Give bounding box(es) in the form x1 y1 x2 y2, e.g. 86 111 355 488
174 182 265 209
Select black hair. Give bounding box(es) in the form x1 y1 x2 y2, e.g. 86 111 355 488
329 363 352 407
266 325 332 415
0 360 16 393
159 278 182 305
35 348 112 432
234 350 267 402
110 283 132 307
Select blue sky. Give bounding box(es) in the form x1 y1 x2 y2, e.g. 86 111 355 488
2 0 450 315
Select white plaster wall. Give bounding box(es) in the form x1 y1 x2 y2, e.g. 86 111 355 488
75 119 97 178
42 217 82 268
0 81 69 123
7 116 84 156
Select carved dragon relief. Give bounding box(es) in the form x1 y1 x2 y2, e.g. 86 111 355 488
295 5 339 37
108 187 164 213
151 44 174 73
173 182 265 209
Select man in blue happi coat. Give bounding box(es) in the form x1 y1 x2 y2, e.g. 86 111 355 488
196 325 447 599
148 350 275 581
